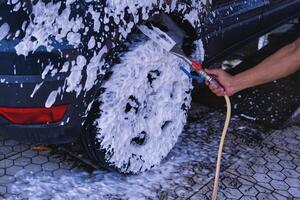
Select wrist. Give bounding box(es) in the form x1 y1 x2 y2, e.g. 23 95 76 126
230 75 243 94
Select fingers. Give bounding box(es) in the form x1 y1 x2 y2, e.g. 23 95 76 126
208 80 223 91
204 68 222 77
208 83 220 92
216 90 226 96
214 89 226 96
204 68 228 96
205 80 209 86
206 81 226 96
204 68 231 96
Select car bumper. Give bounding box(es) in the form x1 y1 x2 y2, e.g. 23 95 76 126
0 73 94 144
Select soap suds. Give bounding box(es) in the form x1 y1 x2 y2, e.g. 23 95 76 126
240 114 257 121
0 23 10 41
30 82 43 98
11 0 208 100
94 36 197 173
45 89 59 108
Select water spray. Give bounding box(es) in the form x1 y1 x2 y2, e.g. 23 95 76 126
138 18 232 200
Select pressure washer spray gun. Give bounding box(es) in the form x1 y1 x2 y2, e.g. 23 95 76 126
138 19 231 200
138 24 221 88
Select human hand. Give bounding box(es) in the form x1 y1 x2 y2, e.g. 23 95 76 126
204 69 237 96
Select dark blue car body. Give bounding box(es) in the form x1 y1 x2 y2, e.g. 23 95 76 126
0 0 299 144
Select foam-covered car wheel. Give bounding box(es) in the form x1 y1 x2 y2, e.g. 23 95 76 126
81 34 192 173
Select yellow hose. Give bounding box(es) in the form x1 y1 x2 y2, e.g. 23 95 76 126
212 95 231 200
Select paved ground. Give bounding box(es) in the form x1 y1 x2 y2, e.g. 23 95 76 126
0 104 299 199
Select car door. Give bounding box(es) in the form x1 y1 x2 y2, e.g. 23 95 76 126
202 0 266 64
261 0 300 30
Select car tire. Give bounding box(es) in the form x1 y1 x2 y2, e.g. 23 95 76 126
81 33 192 174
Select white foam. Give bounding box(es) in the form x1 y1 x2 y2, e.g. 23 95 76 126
30 82 43 98
84 46 108 91
240 114 257 121
94 38 196 173
45 89 59 108
15 1 83 56
10 107 228 200
292 107 300 119
11 0 208 98
88 36 96 49
0 23 10 41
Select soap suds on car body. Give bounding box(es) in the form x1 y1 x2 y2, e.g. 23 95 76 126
8 0 208 107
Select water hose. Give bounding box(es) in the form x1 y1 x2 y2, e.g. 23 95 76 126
180 66 231 200
212 95 231 200
190 62 232 200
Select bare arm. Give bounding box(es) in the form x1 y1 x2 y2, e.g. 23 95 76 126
205 36 300 96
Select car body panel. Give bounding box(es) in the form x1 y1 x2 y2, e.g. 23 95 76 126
261 0 300 31
202 0 266 62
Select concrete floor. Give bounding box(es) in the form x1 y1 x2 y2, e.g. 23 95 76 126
0 104 299 199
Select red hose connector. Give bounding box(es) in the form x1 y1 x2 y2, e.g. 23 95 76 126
192 61 203 71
